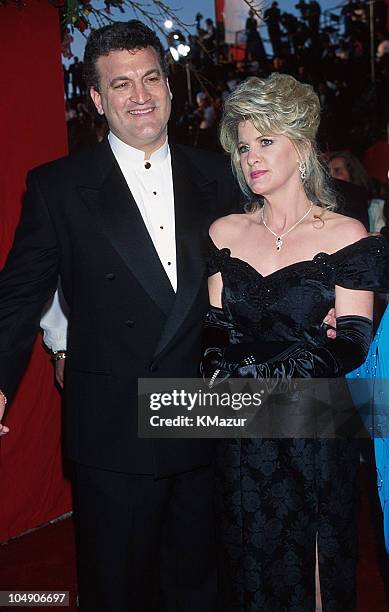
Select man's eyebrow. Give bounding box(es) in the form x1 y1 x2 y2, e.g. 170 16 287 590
110 75 130 86
143 68 163 78
109 68 162 87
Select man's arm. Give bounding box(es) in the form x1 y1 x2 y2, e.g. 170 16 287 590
40 283 69 352
40 284 69 388
0 170 59 427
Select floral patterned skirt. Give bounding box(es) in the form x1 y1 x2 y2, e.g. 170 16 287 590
215 437 359 612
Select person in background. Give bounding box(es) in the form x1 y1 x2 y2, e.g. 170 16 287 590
328 150 370 190
328 150 370 229
63 64 70 100
347 209 389 584
68 56 85 97
308 0 321 37
245 8 267 64
194 91 217 150
264 1 283 56
347 304 389 556
368 178 387 233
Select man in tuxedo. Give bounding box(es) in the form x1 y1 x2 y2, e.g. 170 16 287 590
0 21 239 611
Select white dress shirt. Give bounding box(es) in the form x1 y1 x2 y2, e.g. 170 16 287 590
109 132 177 291
40 134 178 351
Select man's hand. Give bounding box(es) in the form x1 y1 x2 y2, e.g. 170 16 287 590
0 394 9 436
324 307 336 339
55 359 65 389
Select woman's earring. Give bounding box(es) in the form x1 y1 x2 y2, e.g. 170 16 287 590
299 160 307 181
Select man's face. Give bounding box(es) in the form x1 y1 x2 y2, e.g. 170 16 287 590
90 47 172 157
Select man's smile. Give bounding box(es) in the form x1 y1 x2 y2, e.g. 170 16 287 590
128 107 155 116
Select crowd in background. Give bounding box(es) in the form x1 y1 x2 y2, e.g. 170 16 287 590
63 0 389 237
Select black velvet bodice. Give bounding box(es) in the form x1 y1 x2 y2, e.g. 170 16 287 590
208 234 389 347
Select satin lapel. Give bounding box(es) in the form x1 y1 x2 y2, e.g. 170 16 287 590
153 146 217 358
78 141 175 316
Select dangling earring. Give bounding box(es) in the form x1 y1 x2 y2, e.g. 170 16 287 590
299 161 307 181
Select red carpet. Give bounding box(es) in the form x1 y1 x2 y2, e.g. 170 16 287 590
0 518 78 612
0 465 388 611
356 464 389 612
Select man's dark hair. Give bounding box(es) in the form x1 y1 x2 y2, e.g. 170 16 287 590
84 20 167 91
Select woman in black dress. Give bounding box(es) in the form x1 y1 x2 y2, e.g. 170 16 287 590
201 73 389 611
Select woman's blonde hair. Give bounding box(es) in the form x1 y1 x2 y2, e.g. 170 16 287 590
219 73 336 211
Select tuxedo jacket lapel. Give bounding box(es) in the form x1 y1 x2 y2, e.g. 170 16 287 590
153 146 217 358
77 140 216 356
78 141 175 316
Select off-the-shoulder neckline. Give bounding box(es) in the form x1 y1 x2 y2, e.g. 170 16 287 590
208 234 384 281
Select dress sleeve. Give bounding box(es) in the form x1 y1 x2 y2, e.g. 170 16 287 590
206 236 231 276
334 233 389 291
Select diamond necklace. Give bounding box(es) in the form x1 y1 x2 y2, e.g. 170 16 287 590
261 202 313 252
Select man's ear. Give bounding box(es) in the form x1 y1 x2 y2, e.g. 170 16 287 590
167 79 173 100
90 87 104 115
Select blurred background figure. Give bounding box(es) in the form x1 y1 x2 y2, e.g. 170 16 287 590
245 8 267 64
377 30 389 59
68 56 86 97
329 150 369 189
194 91 216 150
308 0 321 37
264 1 282 56
63 64 70 100
196 13 216 64
328 150 370 229
368 178 388 234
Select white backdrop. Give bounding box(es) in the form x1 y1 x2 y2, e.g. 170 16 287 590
223 0 263 44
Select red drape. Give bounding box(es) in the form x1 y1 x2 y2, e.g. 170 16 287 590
364 141 389 185
0 0 72 542
215 0 224 23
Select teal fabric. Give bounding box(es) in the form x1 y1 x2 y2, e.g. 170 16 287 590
347 305 389 553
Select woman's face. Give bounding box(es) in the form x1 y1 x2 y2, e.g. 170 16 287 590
329 157 351 182
238 120 301 196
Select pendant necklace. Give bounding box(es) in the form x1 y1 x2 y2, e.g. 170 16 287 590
261 203 313 252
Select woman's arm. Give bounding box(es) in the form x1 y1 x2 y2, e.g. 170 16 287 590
208 272 223 308
204 315 373 386
203 218 375 385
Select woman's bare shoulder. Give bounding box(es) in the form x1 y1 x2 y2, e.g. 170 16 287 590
209 213 253 248
319 208 368 250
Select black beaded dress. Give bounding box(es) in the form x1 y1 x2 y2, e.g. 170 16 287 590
207 234 389 612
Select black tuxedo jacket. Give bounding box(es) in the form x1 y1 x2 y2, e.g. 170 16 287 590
0 140 240 477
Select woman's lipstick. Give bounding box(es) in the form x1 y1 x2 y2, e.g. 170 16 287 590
250 169 268 179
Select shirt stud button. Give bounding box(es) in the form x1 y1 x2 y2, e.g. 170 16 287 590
145 162 151 169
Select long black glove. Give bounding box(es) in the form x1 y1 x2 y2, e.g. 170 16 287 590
200 306 233 386
202 314 373 387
